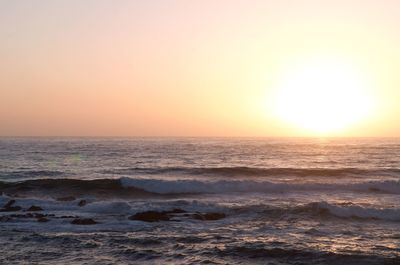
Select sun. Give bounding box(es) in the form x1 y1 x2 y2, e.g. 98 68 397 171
271 57 374 134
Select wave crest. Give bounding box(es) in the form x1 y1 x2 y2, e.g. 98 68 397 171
302 201 400 221
121 177 400 195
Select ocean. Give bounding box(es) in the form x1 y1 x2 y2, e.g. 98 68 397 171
0 137 399 264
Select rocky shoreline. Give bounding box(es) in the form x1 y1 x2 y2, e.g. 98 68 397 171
0 198 226 225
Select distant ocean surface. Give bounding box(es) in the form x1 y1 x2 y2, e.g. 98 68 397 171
0 138 399 264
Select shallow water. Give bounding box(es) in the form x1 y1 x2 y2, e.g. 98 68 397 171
0 138 399 264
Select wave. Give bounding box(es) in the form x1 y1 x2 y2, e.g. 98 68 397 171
1 177 399 198
121 177 400 195
0 178 153 198
102 166 400 177
219 244 398 264
2 166 399 182
253 201 400 222
303 201 400 221
1 194 398 225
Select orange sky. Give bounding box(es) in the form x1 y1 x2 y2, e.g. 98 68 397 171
1 1 399 137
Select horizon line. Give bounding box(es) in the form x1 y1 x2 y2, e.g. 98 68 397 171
0 135 398 139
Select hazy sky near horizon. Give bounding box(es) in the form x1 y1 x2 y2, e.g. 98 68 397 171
1 0 400 137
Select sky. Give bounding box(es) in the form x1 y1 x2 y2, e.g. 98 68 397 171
1 0 400 137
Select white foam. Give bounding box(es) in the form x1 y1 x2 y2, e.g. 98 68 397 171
312 201 400 221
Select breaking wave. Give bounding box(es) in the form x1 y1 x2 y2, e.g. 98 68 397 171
121 177 400 195
1 177 400 197
253 201 400 222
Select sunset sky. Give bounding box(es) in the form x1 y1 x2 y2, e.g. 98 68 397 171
1 0 399 137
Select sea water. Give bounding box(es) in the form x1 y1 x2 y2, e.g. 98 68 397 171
0 138 399 264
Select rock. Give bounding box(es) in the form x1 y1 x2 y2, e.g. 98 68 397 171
0 206 22 212
56 196 76 201
129 209 223 222
71 218 97 225
192 212 226 221
205 212 226 220
78 200 87 207
10 213 34 218
3 200 16 208
37 217 49 222
129 211 171 222
165 208 187 214
27 205 43 211
191 213 203 220
34 213 45 218
0 216 11 222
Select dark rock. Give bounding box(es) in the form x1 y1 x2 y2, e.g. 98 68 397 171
3 200 16 208
0 206 22 212
56 196 76 201
165 208 187 214
34 213 45 218
191 213 202 220
71 218 97 225
192 212 226 221
129 209 223 222
37 217 49 222
27 205 43 211
78 200 87 207
129 211 171 222
10 213 34 218
0 216 11 222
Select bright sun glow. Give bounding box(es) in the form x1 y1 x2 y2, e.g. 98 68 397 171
271 57 375 134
